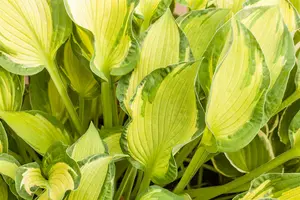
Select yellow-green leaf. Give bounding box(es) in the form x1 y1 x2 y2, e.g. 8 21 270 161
0 67 24 111
0 154 19 180
288 108 300 147
185 0 208 10
0 111 70 155
67 123 106 162
0 122 8 154
103 132 123 156
137 186 191 200
64 0 139 81
0 176 8 200
290 0 300 13
212 153 243 178
205 17 269 152
214 0 244 13
118 9 191 113
123 62 204 184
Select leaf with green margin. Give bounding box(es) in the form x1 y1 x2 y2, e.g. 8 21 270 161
0 122 8 154
62 39 100 98
0 176 8 200
225 132 275 173
278 100 300 145
212 153 243 178
205 16 269 152
122 62 205 184
64 0 139 81
135 0 173 32
238 2 295 121
67 154 115 200
103 132 123 156
234 173 300 200
0 67 24 112
0 0 71 73
0 111 70 155
137 185 191 200
29 69 66 121
117 9 192 113
72 26 94 61
67 123 106 162
214 0 244 13
16 142 81 200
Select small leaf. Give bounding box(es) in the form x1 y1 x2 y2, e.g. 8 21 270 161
67 123 106 162
118 9 191 113
123 62 205 184
16 143 81 200
0 67 24 111
212 153 243 178
137 186 191 200
234 173 300 200
0 111 70 155
103 132 123 156
64 0 139 81
0 122 8 153
225 132 275 173
205 17 269 151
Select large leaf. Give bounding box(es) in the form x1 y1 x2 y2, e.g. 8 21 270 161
0 122 8 154
15 143 81 200
0 111 70 155
205 17 269 152
118 9 191 113
214 0 244 13
225 132 275 173
234 173 300 199
0 0 71 74
67 123 106 162
64 0 139 81
238 2 295 120
122 62 205 184
137 186 191 200
0 67 24 111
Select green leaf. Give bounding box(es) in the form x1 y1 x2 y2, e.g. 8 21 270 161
117 9 191 113
137 185 191 200
67 123 106 162
205 17 269 152
62 39 100 98
64 0 139 81
122 62 205 184
0 122 8 153
184 0 208 10
0 176 8 200
15 143 81 200
177 9 230 62
290 0 300 13
238 2 296 120
67 155 114 200
0 67 24 111
0 0 71 73
288 108 300 147
103 132 123 156
214 0 244 13
212 153 243 178
234 173 300 200
0 111 70 155
225 132 275 173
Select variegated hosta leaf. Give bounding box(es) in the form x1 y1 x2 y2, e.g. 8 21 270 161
212 153 243 178
135 0 172 32
234 173 300 200
62 39 100 98
0 176 8 200
183 0 208 10
0 111 70 155
123 62 204 184
214 0 244 13
16 143 81 200
0 67 24 111
67 123 106 162
243 0 300 32
137 186 191 200
68 155 114 200
225 132 274 173
117 9 191 113
177 9 230 64
205 17 269 152
239 2 295 120
0 122 8 153
64 0 139 81
72 26 94 61
0 0 72 74
289 108 300 147
103 132 123 156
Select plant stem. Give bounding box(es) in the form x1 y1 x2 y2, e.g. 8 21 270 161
175 138 200 166
123 167 137 200
187 147 300 200
174 146 210 194
276 91 300 114
137 170 152 196
132 171 143 198
114 165 136 200
101 80 118 128
79 96 85 126
46 60 83 133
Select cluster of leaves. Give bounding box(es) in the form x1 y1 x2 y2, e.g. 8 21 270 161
0 0 300 199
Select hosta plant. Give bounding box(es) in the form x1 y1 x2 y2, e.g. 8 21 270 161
0 0 300 199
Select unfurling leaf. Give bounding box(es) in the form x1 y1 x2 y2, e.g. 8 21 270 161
123 62 205 184
64 0 139 81
205 17 269 152
15 143 81 200
137 186 191 200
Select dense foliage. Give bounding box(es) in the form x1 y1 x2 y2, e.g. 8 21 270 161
0 0 299 199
